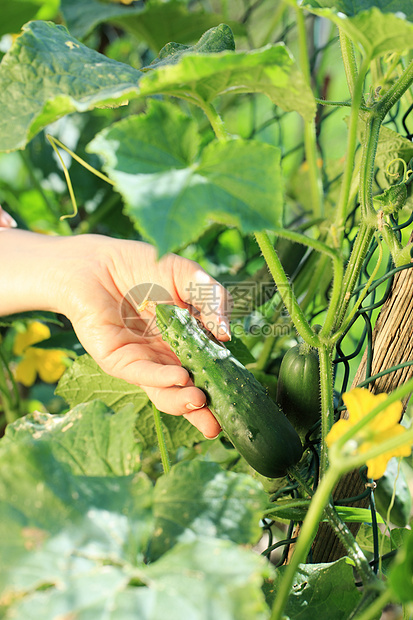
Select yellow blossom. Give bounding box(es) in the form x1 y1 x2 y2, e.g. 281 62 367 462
326 388 411 480
13 321 50 356
13 322 68 387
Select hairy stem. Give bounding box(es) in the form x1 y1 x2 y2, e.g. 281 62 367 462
270 466 339 619
296 6 324 219
318 343 335 475
255 231 319 347
152 404 171 474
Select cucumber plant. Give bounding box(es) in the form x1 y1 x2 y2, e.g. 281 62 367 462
1 2 413 620
156 304 303 478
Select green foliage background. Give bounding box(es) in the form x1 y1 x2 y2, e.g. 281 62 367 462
1 0 413 618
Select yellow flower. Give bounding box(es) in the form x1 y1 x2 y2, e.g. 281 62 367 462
13 322 68 387
13 321 50 356
326 388 411 480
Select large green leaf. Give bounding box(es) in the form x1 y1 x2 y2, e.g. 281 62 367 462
61 0 241 51
150 460 267 559
301 0 413 19
0 406 154 589
0 20 313 153
301 2 413 58
138 539 272 620
140 43 316 121
141 22 235 69
3 538 271 620
389 527 413 603
88 99 284 254
3 400 142 476
56 354 204 452
0 405 271 619
0 21 142 152
266 558 362 619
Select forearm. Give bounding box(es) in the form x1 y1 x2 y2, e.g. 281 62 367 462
0 229 73 316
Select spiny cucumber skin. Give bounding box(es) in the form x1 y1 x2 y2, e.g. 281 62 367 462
156 305 303 478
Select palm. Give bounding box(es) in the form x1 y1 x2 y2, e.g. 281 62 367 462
66 241 229 438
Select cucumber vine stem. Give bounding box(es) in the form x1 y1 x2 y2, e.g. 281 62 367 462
255 231 320 348
270 465 339 619
295 6 324 219
339 30 359 98
318 343 335 474
152 404 171 474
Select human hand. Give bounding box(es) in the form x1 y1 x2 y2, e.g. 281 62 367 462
58 234 231 438
0 206 17 230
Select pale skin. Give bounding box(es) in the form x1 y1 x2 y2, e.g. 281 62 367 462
0 211 231 438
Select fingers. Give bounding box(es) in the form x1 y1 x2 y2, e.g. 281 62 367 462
183 407 222 439
0 206 17 230
143 384 221 438
173 259 233 342
111 358 191 389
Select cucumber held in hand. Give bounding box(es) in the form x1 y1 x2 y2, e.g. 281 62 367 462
156 304 303 478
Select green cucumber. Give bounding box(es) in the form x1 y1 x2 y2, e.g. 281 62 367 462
276 343 321 442
156 304 303 478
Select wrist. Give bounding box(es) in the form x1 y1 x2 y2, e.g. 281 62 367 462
0 230 96 318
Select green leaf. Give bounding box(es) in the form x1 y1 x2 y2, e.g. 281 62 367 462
0 0 41 37
140 539 273 620
0 402 271 619
142 23 235 70
56 354 203 452
4 538 271 620
139 43 316 121
3 400 142 476
225 334 256 365
267 558 362 619
0 311 63 328
150 460 267 560
60 0 146 40
389 527 413 603
61 0 242 51
301 0 413 20
301 3 413 58
0 21 142 152
374 125 413 187
28 330 85 355
0 409 154 583
88 100 284 254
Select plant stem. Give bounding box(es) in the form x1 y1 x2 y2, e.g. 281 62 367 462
270 465 340 619
331 236 383 343
339 30 359 97
0 348 20 424
318 343 335 475
295 6 323 219
333 220 375 332
255 231 319 347
335 56 370 240
324 503 378 586
192 98 230 142
47 135 115 186
152 404 171 474
351 590 393 620
271 227 340 261
19 150 71 235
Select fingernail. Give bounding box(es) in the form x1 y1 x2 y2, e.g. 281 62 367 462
186 402 205 411
206 432 221 440
218 316 231 340
0 211 17 228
